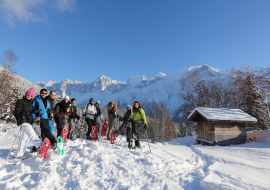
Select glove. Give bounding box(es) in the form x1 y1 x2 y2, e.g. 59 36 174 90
76 115 80 120
144 124 148 130
83 114 86 117
17 117 26 125
94 113 98 118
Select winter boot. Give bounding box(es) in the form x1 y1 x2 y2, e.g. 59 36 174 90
51 141 57 150
31 146 38 153
135 140 140 149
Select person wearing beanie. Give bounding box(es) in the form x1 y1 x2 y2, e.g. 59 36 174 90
54 96 71 137
101 101 118 140
13 88 43 159
116 105 133 142
131 101 147 149
32 88 57 150
67 98 80 140
95 100 101 117
83 98 97 140
47 91 57 135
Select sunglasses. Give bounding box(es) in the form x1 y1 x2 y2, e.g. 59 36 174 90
51 94 56 96
26 94 33 97
41 92 47 95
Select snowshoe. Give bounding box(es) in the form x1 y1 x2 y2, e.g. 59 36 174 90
13 155 28 160
92 126 98 141
39 138 51 159
61 126 69 142
101 123 108 137
111 131 116 144
57 136 64 155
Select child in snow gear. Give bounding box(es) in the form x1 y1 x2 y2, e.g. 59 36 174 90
102 101 117 140
84 98 97 140
32 89 57 150
116 105 133 142
67 98 80 139
47 91 56 135
13 88 43 159
131 101 147 149
54 96 71 138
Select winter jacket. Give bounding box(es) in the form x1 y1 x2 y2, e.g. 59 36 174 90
96 106 101 117
32 95 51 120
14 97 34 125
47 95 55 113
54 100 71 119
69 104 77 119
132 108 147 124
122 110 133 128
102 103 117 120
84 103 97 120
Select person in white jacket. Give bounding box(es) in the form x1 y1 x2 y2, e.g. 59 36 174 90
83 98 97 140
102 101 117 140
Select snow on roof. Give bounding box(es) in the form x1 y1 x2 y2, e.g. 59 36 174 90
188 107 257 122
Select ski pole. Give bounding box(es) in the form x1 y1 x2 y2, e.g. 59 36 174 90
117 135 123 146
144 129 152 154
5 125 22 166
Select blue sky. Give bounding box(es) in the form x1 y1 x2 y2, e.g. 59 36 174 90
0 0 270 83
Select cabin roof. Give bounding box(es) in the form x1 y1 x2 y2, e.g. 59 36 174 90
187 107 257 123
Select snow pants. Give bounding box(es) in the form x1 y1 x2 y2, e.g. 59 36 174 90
67 118 76 139
132 120 144 146
85 117 95 137
54 115 66 137
49 120 54 135
107 114 115 139
14 123 43 158
40 119 56 144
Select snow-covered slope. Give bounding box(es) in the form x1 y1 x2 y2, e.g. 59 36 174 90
0 65 42 94
0 122 269 189
36 65 233 120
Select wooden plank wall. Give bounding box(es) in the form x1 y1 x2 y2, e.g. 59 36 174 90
214 122 247 145
197 122 215 142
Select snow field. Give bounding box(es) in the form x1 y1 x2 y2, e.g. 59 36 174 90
0 123 270 190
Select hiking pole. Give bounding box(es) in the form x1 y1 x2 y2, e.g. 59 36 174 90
5 125 22 166
117 135 123 146
144 129 152 154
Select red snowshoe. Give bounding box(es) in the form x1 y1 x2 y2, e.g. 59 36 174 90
39 138 51 159
61 126 69 142
101 123 108 137
111 131 116 144
92 126 98 141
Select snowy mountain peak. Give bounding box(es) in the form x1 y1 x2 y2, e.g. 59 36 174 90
127 75 147 85
151 72 167 79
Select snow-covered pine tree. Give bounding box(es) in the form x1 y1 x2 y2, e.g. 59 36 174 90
240 76 270 130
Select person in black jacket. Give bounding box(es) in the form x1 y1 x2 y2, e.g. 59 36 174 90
54 96 71 137
67 98 80 139
116 105 133 142
13 88 43 159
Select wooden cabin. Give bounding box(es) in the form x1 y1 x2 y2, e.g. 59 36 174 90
188 107 257 146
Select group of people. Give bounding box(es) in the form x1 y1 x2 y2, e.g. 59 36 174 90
13 87 148 160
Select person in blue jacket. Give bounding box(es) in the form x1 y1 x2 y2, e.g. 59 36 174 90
32 89 57 149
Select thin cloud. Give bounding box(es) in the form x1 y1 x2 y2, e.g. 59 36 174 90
0 0 77 27
56 0 77 12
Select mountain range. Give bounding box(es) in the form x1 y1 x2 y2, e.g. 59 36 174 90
36 64 255 121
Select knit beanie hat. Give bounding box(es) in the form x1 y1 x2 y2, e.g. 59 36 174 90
126 105 132 109
64 96 69 100
95 100 100 105
89 98 94 102
25 88 35 97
